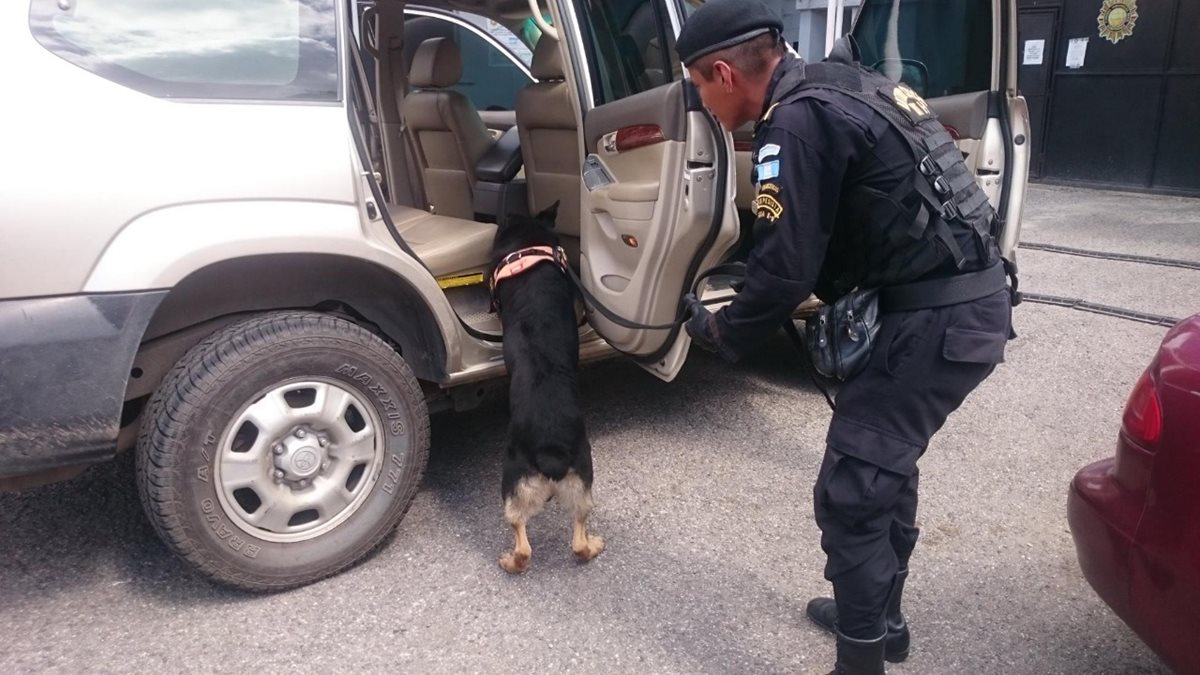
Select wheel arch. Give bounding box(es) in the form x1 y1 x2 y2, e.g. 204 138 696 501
126 254 450 409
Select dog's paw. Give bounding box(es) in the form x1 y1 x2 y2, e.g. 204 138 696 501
573 535 605 563
499 552 530 574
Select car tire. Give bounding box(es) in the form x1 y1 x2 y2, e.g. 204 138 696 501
136 311 429 591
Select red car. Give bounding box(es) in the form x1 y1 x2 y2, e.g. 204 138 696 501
1069 314 1200 674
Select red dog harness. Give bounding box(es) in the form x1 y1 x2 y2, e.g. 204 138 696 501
489 245 570 311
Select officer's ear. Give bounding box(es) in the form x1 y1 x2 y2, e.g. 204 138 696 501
712 60 736 92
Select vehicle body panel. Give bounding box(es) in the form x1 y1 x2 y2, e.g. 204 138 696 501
1069 315 1200 674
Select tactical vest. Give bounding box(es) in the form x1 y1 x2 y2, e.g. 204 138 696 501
755 47 1002 298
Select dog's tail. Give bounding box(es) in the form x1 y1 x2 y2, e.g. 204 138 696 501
532 442 573 482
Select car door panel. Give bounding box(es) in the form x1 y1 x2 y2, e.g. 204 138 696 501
583 83 686 149
582 89 683 265
560 0 738 380
998 93 1030 258
927 91 1005 205
732 124 756 211
578 81 738 380
928 91 989 143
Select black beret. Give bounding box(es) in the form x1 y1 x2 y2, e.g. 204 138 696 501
676 0 784 66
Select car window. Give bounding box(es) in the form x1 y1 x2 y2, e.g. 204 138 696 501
404 14 531 112
452 13 536 66
574 0 679 105
29 0 338 101
852 0 992 98
680 0 847 63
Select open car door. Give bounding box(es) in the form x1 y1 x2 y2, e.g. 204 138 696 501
851 0 1030 260
558 0 739 382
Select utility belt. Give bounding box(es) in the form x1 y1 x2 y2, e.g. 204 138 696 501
880 260 1015 313
800 261 1017 395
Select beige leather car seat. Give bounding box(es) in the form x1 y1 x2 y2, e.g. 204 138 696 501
388 204 496 278
403 38 493 219
515 38 581 246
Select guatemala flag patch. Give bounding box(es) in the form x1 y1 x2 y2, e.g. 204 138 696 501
754 159 780 183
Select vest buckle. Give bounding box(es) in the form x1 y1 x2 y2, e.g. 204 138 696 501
918 155 938 177
940 199 961 221
933 175 952 196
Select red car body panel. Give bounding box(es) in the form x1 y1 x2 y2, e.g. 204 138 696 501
1069 315 1200 675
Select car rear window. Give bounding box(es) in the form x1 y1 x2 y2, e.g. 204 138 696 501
29 0 339 102
403 15 532 112
852 0 993 98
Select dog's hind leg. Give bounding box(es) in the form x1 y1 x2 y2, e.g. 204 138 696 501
571 519 604 562
560 473 604 562
499 475 550 574
499 518 532 574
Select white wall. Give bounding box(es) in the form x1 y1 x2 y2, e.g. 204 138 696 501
773 0 862 61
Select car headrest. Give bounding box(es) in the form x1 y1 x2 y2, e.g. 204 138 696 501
410 37 462 89
531 37 564 81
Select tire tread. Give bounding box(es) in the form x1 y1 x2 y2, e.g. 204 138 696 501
135 311 430 592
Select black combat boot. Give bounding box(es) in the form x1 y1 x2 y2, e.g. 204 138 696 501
883 568 910 662
828 630 885 675
806 568 911 663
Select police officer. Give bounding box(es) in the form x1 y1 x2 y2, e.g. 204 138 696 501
676 1 1016 673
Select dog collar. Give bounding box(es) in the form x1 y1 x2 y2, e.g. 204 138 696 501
489 245 570 311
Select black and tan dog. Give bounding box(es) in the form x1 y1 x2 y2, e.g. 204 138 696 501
488 203 604 574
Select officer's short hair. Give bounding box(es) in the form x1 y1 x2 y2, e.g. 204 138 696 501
689 32 785 81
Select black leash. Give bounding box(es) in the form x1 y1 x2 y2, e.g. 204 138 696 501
781 319 838 412
566 261 837 412
565 258 838 410
561 262 749 331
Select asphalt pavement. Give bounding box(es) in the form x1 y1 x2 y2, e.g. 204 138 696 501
2 185 1195 674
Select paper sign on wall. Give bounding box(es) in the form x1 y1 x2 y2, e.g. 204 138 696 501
1066 37 1089 69
1023 39 1045 65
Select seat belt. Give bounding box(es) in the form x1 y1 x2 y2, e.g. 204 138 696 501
385 31 428 211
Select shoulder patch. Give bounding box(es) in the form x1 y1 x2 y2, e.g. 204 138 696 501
757 143 781 162
754 186 784 223
754 159 781 183
878 83 933 123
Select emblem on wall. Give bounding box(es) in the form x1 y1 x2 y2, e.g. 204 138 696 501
1097 0 1138 45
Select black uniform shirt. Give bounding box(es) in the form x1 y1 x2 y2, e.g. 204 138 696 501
714 56 990 359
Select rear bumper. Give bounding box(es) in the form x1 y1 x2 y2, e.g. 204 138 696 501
0 291 165 477
1067 458 1139 624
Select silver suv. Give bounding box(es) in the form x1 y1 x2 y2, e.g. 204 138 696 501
1 0 1029 590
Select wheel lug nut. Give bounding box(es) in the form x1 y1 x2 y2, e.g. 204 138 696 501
295 429 307 439
298 479 308 488
274 469 286 479
318 435 329 447
321 461 330 472
273 444 285 455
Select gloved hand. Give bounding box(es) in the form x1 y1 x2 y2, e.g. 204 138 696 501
684 294 734 360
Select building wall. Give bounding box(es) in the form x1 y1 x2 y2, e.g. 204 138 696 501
769 0 862 63
1018 0 1199 194
757 1 1198 194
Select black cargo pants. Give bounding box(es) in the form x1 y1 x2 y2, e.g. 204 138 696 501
813 289 1013 639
